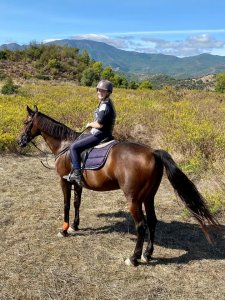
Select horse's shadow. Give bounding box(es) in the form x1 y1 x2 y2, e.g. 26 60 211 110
75 210 225 264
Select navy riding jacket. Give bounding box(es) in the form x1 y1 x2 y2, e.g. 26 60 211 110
91 98 116 137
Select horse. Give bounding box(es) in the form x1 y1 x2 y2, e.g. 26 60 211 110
18 105 220 266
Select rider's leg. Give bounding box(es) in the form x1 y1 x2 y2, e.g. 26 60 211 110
65 134 104 184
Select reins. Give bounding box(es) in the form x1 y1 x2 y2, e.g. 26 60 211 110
30 141 55 169
31 127 90 169
31 140 51 155
55 127 89 160
54 145 70 161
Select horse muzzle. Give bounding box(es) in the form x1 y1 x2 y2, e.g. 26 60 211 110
18 134 29 147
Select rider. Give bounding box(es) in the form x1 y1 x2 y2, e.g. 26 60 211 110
64 79 116 185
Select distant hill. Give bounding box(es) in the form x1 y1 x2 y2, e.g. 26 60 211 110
0 43 27 51
1 39 225 78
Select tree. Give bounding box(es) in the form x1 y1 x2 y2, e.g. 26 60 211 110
215 72 225 93
79 49 90 65
101 67 114 81
92 61 103 76
138 80 152 90
80 68 99 86
25 42 43 61
112 74 122 87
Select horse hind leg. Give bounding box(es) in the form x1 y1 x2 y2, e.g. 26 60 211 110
125 201 147 267
142 167 163 262
142 196 157 262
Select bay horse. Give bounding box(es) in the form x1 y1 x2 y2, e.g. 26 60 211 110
18 105 220 266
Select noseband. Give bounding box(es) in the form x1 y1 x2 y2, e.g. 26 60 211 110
19 119 34 147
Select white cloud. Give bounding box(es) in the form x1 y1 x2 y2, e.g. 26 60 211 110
72 34 128 49
41 32 225 57
43 38 62 43
129 34 225 56
106 29 225 36
72 32 225 57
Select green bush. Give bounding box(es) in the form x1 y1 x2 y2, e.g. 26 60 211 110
215 72 225 93
1 78 19 95
0 50 9 59
138 80 152 90
0 72 7 80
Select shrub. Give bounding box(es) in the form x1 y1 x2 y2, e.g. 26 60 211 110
215 72 225 93
47 58 61 70
1 78 19 95
0 72 7 80
128 80 138 89
35 74 51 80
204 190 225 215
138 80 152 90
0 50 9 60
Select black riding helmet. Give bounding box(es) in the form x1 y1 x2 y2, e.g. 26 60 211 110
96 80 113 93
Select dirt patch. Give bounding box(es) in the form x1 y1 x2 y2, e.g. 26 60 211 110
0 154 224 300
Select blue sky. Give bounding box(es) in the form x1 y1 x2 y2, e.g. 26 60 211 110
1 0 225 57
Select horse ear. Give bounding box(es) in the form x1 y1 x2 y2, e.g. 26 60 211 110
27 105 34 116
34 105 38 113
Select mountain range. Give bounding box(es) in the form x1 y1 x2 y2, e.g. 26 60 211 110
1 39 225 79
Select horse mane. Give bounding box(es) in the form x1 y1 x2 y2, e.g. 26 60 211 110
36 112 79 141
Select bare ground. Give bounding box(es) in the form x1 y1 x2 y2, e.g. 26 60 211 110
0 154 224 300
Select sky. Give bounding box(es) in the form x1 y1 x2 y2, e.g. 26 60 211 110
1 0 225 57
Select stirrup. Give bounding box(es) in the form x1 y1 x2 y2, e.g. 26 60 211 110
63 170 82 185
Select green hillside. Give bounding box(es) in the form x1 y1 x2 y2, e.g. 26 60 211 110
2 40 225 78
46 39 225 78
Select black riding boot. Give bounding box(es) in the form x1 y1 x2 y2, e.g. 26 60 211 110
63 169 82 185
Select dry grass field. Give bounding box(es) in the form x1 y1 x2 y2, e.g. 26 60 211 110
0 153 224 300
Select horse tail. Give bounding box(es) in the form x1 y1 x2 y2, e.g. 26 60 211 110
153 149 220 243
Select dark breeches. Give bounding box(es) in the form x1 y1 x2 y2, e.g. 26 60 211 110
70 133 104 169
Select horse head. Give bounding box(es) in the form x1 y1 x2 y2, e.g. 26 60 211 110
18 105 41 147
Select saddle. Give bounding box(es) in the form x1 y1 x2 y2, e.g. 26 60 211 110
80 139 119 170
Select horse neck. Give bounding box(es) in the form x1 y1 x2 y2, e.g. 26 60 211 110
34 113 78 155
41 132 65 155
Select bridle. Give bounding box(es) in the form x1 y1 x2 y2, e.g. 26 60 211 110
19 117 90 169
19 119 36 147
19 116 53 169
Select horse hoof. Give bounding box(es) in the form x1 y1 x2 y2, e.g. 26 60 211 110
124 257 138 267
125 258 133 266
68 226 77 234
57 230 68 238
141 254 151 263
141 254 147 263
57 231 64 238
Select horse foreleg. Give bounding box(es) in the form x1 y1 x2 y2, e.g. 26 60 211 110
58 179 72 237
125 202 146 267
68 186 82 233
